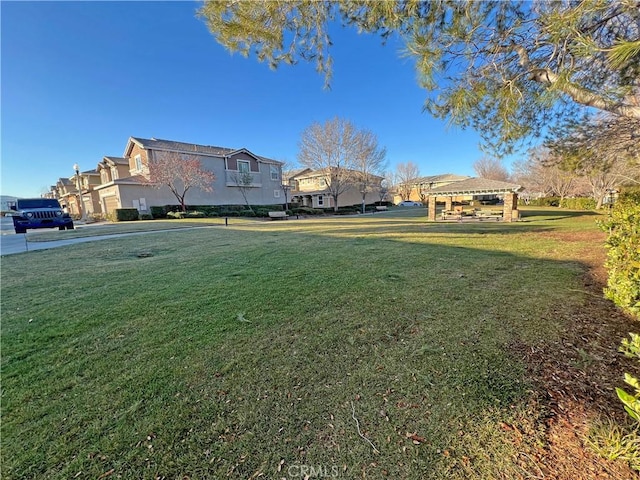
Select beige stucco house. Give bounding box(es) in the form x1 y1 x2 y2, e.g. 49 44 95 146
393 173 471 204
93 137 284 215
51 170 103 217
288 168 385 209
72 169 102 216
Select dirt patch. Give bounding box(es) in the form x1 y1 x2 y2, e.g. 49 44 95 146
513 234 639 479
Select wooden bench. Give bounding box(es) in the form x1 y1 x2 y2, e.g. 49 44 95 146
474 210 502 221
441 210 462 220
268 211 288 220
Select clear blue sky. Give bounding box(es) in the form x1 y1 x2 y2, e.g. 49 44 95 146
2 1 501 198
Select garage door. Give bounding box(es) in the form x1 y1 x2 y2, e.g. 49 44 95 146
103 196 119 215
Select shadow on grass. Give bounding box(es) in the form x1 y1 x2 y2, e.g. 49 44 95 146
1 208 634 479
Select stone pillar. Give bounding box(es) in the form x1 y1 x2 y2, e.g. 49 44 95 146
428 196 437 221
444 197 452 211
503 192 518 222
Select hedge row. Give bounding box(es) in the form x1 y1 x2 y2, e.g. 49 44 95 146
149 202 392 219
525 196 596 210
150 204 287 219
600 188 640 319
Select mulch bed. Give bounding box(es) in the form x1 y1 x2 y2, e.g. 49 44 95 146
511 231 639 479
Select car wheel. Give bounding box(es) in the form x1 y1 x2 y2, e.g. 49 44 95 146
15 228 26 234
59 226 66 231
67 223 74 230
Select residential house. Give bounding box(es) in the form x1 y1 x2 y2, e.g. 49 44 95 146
393 174 471 204
93 137 284 215
287 168 385 209
71 169 102 216
51 178 78 213
96 156 135 214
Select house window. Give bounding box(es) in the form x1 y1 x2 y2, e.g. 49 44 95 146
317 195 324 206
111 166 119 180
135 154 143 172
270 165 279 181
274 190 281 198
101 170 109 184
238 160 250 173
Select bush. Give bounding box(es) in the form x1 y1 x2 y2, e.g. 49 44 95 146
87 213 105 222
186 211 206 218
560 197 596 210
254 209 271 218
113 208 139 222
528 197 561 207
600 188 640 318
258 204 284 212
166 211 185 219
150 206 166 219
291 207 324 215
139 213 154 221
334 207 359 215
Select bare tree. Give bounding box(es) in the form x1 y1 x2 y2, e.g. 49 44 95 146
513 147 587 204
546 114 640 207
352 129 387 213
230 170 254 212
377 174 391 205
142 151 216 211
278 159 297 211
473 157 511 181
298 117 380 212
395 162 420 202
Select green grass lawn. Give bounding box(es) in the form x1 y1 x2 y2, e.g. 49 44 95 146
1 208 615 478
23 217 239 242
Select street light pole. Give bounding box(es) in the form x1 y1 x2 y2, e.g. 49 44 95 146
73 163 87 221
282 183 291 212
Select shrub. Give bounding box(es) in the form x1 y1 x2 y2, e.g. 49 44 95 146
139 213 154 221
87 213 105 222
528 196 561 207
254 209 271 217
114 208 139 222
334 207 358 215
240 210 256 217
600 188 640 318
259 204 284 212
291 207 323 215
166 211 185 219
186 211 205 218
560 197 596 210
150 206 166 219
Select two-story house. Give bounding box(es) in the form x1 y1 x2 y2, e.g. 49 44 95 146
93 137 284 215
51 178 77 213
288 168 384 210
72 169 102 216
393 174 471 204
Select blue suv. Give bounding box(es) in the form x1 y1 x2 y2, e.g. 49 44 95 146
10 198 74 234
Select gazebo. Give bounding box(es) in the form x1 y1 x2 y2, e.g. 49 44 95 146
425 177 523 222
